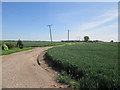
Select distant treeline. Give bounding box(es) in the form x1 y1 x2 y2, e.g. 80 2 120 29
1 40 119 43
1 40 61 42
61 40 104 43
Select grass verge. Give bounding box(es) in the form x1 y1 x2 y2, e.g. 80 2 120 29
56 71 80 88
1 47 33 55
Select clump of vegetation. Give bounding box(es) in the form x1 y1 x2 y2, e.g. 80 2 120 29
84 36 89 42
110 40 114 43
45 42 119 89
2 43 8 50
56 71 80 88
17 40 23 49
6 42 16 49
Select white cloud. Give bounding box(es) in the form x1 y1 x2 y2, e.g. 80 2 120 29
70 9 118 41
70 25 118 42
76 10 117 32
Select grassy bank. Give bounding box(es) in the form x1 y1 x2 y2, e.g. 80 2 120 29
1 47 33 55
45 42 119 89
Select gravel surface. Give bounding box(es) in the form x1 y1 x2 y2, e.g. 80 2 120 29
2 47 66 88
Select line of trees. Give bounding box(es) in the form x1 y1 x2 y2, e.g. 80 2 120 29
62 36 115 43
62 36 90 42
2 40 23 50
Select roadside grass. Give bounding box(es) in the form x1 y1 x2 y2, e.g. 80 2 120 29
56 71 80 88
1 47 33 55
45 42 119 89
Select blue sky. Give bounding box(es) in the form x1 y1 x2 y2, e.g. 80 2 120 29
2 2 118 41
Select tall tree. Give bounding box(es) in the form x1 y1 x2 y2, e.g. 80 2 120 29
17 39 23 49
84 36 89 42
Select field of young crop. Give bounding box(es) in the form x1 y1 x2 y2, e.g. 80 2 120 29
45 42 119 88
22 41 65 47
2 41 65 47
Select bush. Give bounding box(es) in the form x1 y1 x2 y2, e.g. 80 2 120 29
84 36 89 42
6 42 16 49
17 40 23 49
2 43 8 50
19 44 23 49
110 40 114 43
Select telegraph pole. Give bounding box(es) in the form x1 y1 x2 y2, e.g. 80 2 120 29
68 30 69 41
79 37 80 41
47 24 53 43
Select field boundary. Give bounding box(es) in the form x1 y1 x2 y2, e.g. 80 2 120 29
1 47 34 55
44 52 81 79
37 51 60 73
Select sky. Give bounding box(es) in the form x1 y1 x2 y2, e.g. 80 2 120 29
2 2 118 41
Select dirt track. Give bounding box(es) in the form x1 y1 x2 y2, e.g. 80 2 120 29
2 47 65 88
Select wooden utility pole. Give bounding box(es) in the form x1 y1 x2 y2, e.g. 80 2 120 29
47 24 53 43
79 37 80 41
68 30 69 41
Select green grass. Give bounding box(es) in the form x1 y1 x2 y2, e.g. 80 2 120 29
23 41 66 47
45 42 119 89
2 41 66 47
0 41 68 55
56 71 80 88
1 47 33 55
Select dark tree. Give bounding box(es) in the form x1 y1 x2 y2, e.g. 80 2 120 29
17 39 23 49
84 36 89 42
110 40 114 43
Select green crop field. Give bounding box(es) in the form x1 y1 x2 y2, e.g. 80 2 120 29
2 41 66 47
22 41 66 47
45 42 119 88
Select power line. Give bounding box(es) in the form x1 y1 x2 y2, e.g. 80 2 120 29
47 24 53 43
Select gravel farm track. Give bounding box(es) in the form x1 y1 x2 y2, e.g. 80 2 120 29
1 47 66 88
